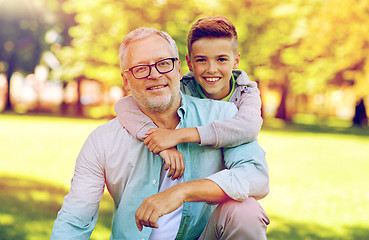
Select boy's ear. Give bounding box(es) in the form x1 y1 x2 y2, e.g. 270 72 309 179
121 72 130 91
233 52 241 69
185 54 193 72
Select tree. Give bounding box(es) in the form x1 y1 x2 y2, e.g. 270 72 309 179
0 0 75 111
53 0 369 122
288 0 369 124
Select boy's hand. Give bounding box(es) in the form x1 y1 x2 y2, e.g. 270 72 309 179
144 128 180 154
159 148 185 180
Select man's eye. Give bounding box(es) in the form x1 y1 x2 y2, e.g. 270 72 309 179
158 61 170 67
218 58 228 62
134 66 148 73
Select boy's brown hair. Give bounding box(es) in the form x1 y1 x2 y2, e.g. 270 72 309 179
187 15 238 55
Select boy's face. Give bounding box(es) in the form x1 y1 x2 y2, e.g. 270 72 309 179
186 38 240 100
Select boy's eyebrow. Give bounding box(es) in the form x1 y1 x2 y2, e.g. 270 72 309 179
216 54 231 58
193 55 207 58
193 54 231 58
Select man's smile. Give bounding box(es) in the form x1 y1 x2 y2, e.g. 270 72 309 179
146 84 168 90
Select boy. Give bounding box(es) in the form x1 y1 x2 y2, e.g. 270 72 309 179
115 15 262 180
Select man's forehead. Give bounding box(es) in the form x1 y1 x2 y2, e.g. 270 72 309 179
126 34 174 65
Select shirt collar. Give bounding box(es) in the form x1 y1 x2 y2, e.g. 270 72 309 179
177 91 187 120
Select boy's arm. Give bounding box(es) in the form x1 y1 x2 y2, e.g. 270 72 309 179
144 86 262 150
114 96 157 141
144 128 200 154
197 86 262 148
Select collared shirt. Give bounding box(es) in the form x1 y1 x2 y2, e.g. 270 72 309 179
51 93 269 240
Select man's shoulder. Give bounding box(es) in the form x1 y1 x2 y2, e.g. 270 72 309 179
91 118 130 139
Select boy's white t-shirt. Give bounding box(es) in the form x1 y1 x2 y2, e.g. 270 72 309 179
148 164 183 240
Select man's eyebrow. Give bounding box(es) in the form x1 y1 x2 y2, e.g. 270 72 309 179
132 57 173 65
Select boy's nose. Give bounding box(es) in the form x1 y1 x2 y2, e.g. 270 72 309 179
207 61 217 73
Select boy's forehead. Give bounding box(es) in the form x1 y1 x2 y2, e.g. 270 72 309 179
190 37 236 56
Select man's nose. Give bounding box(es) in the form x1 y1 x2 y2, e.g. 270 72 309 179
148 65 161 79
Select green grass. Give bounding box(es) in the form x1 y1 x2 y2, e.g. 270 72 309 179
1 114 369 239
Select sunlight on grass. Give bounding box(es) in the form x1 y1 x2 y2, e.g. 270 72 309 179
258 129 369 239
0 114 108 188
1 114 369 239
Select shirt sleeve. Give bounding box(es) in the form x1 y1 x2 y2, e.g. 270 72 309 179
197 85 263 148
50 131 106 239
114 96 157 141
206 140 269 201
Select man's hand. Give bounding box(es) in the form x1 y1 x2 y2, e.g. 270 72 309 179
144 128 180 154
135 185 185 231
135 179 230 231
159 148 185 180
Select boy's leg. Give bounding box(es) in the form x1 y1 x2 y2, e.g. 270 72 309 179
198 197 270 240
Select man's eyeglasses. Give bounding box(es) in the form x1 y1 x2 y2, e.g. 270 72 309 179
123 58 178 79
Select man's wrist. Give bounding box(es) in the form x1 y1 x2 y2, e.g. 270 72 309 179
175 179 229 203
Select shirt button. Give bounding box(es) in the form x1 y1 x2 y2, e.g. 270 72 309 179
152 180 157 184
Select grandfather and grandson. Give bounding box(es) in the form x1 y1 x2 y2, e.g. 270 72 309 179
51 17 270 240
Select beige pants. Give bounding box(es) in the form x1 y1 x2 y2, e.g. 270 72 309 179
199 197 270 240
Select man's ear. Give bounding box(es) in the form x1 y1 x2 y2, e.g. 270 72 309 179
121 72 130 91
233 52 241 69
186 54 193 72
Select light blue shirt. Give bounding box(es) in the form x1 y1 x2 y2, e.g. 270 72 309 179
51 93 269 240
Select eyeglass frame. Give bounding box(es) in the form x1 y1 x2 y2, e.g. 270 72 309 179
122 57 179 79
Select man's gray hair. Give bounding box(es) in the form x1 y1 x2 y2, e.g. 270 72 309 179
119 27 179 70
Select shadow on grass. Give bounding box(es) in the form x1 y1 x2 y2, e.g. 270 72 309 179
0 176 113 240
263 119 369 137
267 215 369 240
1 176 369 240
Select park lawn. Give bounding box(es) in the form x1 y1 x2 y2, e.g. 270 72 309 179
1 114 369 239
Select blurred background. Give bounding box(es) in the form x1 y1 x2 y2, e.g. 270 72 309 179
1 0 368 239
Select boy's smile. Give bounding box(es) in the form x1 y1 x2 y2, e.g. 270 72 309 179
186 38 240 100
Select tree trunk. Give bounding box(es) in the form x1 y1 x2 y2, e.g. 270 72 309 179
275 80 291 121
75 77 84 117
4 52 16 111
353 98 368 126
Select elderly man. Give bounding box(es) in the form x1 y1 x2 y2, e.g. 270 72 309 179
51 27 269 240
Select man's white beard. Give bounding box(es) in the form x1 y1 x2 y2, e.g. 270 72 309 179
133 90 179 113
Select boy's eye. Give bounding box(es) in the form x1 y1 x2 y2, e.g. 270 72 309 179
218 58 228 62
195 58 206 63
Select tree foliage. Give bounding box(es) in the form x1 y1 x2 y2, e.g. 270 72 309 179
2 0 368 121
0 0 74 110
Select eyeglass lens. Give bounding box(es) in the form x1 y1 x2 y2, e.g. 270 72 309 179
132 58 174 78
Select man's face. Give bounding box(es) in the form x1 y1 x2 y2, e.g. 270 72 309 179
186 38 240 100
122 34 182 113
